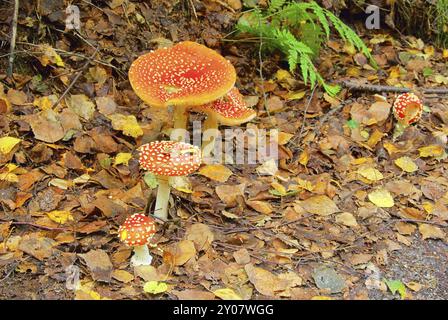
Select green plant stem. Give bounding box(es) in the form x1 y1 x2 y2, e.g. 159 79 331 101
154 177 170 221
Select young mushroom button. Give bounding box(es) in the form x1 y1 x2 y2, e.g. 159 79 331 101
393 93 423 125
139 141 202 220
118 213 157 266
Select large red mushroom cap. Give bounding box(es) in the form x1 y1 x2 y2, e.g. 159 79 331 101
128 41 236 108
138 141 201 176
393 93 423 125
118 213 156 247
195 87 256 126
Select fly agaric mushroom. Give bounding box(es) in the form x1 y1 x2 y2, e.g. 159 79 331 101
194 87 256 159
128 41 236 141
392 93 423 138
139 141 201 220
118 213 157 266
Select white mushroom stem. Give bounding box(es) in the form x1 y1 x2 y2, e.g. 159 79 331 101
130 245 153 266
172 106 189 142
153 176 170 221
202 113 219 159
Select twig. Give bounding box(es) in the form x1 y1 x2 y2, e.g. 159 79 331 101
395 218 448 228
341 80 448 95
296 85 317 143
0 219 67 231
187 0 198 19
7 0 19 77
54 47 99 107
314 99 353 139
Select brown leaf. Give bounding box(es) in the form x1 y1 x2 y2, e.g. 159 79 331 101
172 289 215 300
298 195 339 216
419 224 446 240
215 184 245 207
79 249 113 282
165 240 197 266
18 233 56 261
185 223 214 252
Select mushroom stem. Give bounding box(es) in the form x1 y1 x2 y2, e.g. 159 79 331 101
154 176 170 221
131 245 153 266
172 106 189 142
202 113 219 159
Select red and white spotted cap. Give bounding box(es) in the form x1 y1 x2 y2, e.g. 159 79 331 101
138 141 201 176
195 87 256 126
118 213 156 247
393 93 423 125
128 41 236 108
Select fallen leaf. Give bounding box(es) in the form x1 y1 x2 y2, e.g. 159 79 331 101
418 224 445 240
18 233 56 261
46 210 74 224
112 270 134 283
213 288 243 300
395 156 418 173
198 164 233 182
79 249 113 282
185 223 214 252
357 167 384 182
312 266 346 294
298 195 339 216
335 212 358 227
368 189 394 208
0 137 21 154
109 114 143 138
384 279 406 299
166 240 196 266
143 281 168 294
114 153 132 166
418 145 444 158
66 94 95 120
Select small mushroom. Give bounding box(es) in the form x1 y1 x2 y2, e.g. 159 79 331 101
118 213 157 266
139 141 201 220
128 41 236 141
194 87 256 159
392 93 423 138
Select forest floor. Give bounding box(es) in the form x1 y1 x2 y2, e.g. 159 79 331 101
0 0 447 300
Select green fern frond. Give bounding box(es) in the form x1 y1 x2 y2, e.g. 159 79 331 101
236 0 375 95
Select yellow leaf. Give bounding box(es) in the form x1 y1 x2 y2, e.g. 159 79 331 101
422 201 434 214
367 129 385 148
357 167 383 182
368 189 394 208
277 132 294 145
298 149 309 166
114 153 132 166
143 281 168 294
33 96 55 110
271 181 287 196
39 44 64 67
419 224 445 240
213 288 243 300
294 178 314 192
0 163 19 182
443 49 448 59
311 295 333 300
198 164 233 183
0 136 21 154
418 145 444 158
285 90 306 101
46 210 74 224
109 114 143 138
383 142 400 156
394 156 418 173
275 69 292 81
169 176 192 193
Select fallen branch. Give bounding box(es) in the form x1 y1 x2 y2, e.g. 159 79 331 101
340 80 448 95
54 47 99 107
7 0 19 77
